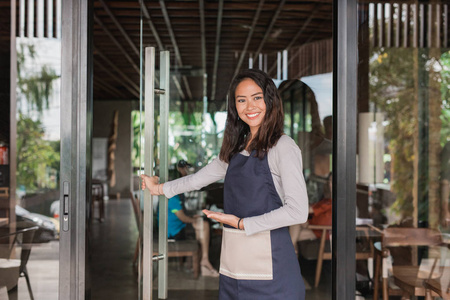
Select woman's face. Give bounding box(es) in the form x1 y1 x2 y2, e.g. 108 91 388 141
235 78 266 136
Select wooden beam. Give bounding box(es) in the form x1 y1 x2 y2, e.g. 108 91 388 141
139 0 164 50
419 3 424 48
233 0 265 79
159 0 192 99
444 4 448 48
435 4 441 48
404 4 410 48
181 76 192 100
252 0 286 61
387 3 392 47
172 75 185 100
211 0 224 100
95 76 129 99
428 4 432 48
94 14 140 74
396 3 401 48
94 48 140 93
158 0 183 67
286 4 321 51
99 0 139 57
373 3 378 47
199 0 207 102
199 0 206 72
267 3 321 76
413 3 418 48
94 59 140 98
380 3 385 47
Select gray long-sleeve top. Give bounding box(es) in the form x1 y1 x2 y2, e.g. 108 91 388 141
163 135 309 236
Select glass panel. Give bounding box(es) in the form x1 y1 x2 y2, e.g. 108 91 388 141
4 2 62 298
138 1 333 298
92 1 333 299
357 2 450 299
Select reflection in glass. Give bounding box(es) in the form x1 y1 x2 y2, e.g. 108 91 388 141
358 2 450 299
93 0 334 298
14 37 61 299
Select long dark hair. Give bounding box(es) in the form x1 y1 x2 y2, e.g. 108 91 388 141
219 69 284 163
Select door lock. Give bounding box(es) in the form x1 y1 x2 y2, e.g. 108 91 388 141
63 181 69 231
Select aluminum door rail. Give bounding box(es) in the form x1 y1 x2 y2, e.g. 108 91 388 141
143 46 155 300
143 47 170 300
158 50 170 299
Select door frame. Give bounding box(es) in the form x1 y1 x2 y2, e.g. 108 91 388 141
59 0 93 299
332 0 357 299
59 0 359 298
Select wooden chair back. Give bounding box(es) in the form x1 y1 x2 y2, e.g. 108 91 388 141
307 224 375 287
373 227 445 300
382 227 443 248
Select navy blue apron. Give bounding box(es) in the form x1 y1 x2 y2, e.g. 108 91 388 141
219 151 305 300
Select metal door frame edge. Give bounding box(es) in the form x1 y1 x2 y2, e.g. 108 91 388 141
60 0 93 299
332 0 358 299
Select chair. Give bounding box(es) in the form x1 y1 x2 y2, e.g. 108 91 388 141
0 188 10 219
0 226 38 300
307 225 374 287
424 276 450 300
129 191 200 278
372 227 445 300
91 179 105 222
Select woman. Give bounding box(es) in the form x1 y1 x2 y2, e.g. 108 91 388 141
142 69 308 299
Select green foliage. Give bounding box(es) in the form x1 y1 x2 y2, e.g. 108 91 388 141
15 41 61 193
370 48 450 220
16 114 60 192
440 50 450 146
370 48 418 218
441 109 450 146
17 42 59 114
131 111 144 172
131 101 223 177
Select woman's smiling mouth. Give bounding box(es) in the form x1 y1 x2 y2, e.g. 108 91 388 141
246 112 260 119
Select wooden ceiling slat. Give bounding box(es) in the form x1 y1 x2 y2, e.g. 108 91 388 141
159 0 193 99
232 0 265 78
99 0 139 56
93 0 334 101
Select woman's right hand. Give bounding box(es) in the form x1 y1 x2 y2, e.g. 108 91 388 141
140 174 163 195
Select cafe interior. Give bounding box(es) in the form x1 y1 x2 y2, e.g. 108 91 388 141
0 0 450 299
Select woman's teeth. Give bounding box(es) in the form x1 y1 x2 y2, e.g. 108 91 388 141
247 113 259 118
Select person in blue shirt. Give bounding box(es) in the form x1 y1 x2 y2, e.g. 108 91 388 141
166 160 219 277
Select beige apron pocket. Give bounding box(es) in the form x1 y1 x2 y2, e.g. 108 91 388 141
219 227 273 280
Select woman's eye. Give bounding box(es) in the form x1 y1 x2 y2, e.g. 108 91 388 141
237 98 245 103
254 96 262 100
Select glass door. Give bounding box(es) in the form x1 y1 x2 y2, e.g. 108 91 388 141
3 0 63 299
88 1 335 299
8 0 98 299
356 2 450 299
137 1 334 299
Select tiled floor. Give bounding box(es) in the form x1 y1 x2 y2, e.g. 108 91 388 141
10 198 344 300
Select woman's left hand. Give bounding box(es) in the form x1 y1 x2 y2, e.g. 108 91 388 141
202 209 243 230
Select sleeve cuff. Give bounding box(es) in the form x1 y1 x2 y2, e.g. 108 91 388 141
242 218 257 236
162 183 175 199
